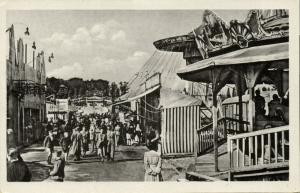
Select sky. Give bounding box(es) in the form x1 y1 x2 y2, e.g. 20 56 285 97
7 10 249 82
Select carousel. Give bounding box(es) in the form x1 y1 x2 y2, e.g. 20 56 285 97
154 10 289 180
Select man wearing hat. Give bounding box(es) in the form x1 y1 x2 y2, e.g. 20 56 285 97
7 148 31 182
43 130 55 164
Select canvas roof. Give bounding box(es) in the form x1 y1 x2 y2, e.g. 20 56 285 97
118 50 205 107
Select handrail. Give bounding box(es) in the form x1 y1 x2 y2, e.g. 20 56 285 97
228 125 289 170
197 117 225 132
228 125 288 140
197 117 249 132
225 117 249 125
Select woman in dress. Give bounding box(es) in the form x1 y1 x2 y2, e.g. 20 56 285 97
144 141 163 181
69 127 82 161
59 131 71 163
114 123 121 147
80 126 89 157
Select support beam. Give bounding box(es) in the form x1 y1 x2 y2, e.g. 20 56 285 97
210 67 232 172
212 91 219 172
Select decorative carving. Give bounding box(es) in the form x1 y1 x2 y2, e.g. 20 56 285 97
229 20 255 48
245 9 289 39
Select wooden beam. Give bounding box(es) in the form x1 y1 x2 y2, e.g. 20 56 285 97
186 172 223 181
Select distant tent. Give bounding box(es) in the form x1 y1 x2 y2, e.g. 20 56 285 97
119 50 208 107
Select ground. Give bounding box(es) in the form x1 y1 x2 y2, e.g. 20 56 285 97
20 143 184 181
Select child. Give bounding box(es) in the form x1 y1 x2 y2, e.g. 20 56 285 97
59 132 71 163
49 151 65 182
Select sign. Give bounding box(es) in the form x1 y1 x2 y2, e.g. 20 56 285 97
56 99 69 112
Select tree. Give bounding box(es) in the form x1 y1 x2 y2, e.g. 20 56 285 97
109 82 120 102
119 81 129 95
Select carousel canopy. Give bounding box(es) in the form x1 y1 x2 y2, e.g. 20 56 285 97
177 42 288 83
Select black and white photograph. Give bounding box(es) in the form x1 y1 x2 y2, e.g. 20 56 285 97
1 0 300 192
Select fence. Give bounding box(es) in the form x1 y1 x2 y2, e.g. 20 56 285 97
227 125 289 169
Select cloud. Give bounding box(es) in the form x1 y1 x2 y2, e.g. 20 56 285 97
41 19 135 58
42 19 146 82
111 30 126 41
48 62 84 79
47 50 150 82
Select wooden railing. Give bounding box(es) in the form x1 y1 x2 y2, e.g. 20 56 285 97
197 118 226 154
225 117 250 134
197 117 249 154
227 125 289 169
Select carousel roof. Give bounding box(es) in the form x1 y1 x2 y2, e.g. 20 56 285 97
153 9 289 64
177 42 288 83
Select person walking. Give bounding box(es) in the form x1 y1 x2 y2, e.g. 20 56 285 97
7 148 32 182
59 131 71 163
80 126 89 157
69 127 82 161
96 127 106 162
43 130 55 164
114 123 121 147
144 141 163 181
49 151 65 182
106 125 115 161
89 123 96 152
134 123 142 146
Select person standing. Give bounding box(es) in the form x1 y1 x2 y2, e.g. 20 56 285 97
134 123 142 146
96 128 106 162
43 130 55 164
80 126 89 157
69 127 82 161
114 123 121 147
49 151 65 182
254 89 266 115
144 141 163 181
106 125 115 161
59 131 71 163
89 123 96 152
7 148 32 182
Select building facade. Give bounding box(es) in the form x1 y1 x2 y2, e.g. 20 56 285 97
7 25 47 147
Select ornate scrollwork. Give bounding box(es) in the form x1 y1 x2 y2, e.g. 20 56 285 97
229 20 255 48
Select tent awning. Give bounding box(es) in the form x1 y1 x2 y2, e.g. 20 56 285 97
129 85 160 101
113 85 160 106
177 42 288 82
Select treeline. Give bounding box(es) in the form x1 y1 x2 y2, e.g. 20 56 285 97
46 77 129 99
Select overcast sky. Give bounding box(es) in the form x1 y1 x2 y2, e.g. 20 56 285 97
7 10 249 82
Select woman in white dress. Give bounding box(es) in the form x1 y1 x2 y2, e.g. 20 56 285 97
144 141 163 181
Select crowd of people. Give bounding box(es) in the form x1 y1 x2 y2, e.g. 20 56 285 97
7 111 163 182
43 112 147 164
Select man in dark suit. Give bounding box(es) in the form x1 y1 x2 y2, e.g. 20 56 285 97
7 148 31 182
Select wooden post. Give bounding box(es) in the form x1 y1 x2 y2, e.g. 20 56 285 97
17 97 21 144
237 73 244 132
194 106 198 163
212 91 219 172
25 44 27 64
136 101 139 121
33 50 35 69
248 86 254 132
22 107 25 144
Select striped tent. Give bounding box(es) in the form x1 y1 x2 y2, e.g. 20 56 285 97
117 50 213 156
